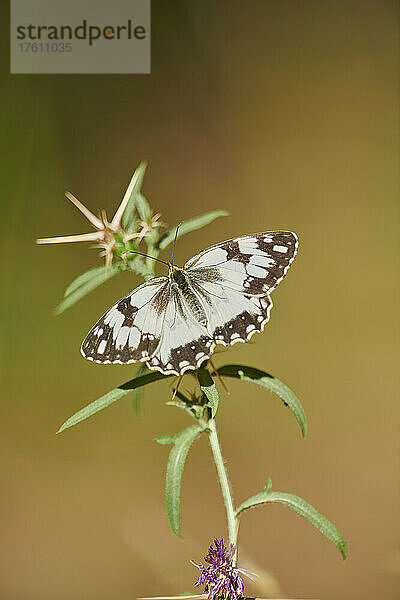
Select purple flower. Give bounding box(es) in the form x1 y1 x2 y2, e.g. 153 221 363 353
191 539 248 600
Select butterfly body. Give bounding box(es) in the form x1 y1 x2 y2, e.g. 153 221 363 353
81 231 298 376
171 266 208 327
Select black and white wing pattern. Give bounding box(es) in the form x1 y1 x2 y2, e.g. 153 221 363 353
81 278 169 364
146 288 214 375
81 277 214 375
184 231 298 297
81 231 298 376
183 231 298 352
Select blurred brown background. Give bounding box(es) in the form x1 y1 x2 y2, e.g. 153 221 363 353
0 1 399 599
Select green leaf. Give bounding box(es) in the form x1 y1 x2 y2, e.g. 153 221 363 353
157 210 229 251
132 363 149 415
217 364 307 437
263 477 273 494
56 262 125 314
197 369 219 418
57 371 169 433
155 435 175 445
236 480 348 560
63 265 110 297
121 162 147 231
166 391 205 420
162 424 204 537
166 391 193 414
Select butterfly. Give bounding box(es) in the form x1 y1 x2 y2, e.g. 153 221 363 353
81 231 298 376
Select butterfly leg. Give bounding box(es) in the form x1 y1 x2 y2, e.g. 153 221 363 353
209 358 230 396
171 374 184 400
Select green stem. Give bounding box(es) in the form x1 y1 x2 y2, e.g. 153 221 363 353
207 417 238 551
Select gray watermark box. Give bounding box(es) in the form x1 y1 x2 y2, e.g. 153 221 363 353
10 0 150 74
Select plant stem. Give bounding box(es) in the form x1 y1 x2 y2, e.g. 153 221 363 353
207 417 238 551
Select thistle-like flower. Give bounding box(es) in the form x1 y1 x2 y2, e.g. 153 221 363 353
126 210 165 245
36 190 121 263
191 539 254 600
36 167 159 269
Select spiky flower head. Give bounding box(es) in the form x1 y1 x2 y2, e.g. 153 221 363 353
191 538 247 600
36 163 164 270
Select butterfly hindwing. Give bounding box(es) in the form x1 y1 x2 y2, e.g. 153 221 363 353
147 287 214 376
81 278 169 364
191 277 273 346
147 278 273 376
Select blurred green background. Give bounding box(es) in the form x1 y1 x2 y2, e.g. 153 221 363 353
1 1 398 599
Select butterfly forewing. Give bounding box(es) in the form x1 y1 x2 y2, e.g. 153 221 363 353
185 231 298 296
81 277 169 364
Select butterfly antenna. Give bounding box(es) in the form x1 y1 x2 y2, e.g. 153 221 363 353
122 250 170 268
171 222 183 266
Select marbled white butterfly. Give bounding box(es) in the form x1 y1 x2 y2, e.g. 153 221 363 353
81 231 298 376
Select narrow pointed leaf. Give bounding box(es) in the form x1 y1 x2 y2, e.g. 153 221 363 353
63 264 120 297
165 399 189 411
163 424 204 537
197 369 219 417
217 364 306 437
57 371 169 433
236 482 347 560
56 262 125 314
166 391 205 420
121 162 147 230
264 477 273 493
166 391 193 416
155 435 175 445
132 362 149 415
157 210 229 251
